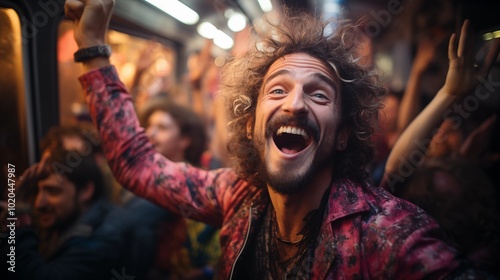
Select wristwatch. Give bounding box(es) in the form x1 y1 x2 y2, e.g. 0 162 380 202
74 45 112 62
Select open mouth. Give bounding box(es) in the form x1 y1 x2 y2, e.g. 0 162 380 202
273 126 312 154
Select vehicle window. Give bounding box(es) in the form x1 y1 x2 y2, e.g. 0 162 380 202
0 7 30 186
57 20 177 125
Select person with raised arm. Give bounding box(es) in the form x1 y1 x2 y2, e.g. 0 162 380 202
64 0 495 278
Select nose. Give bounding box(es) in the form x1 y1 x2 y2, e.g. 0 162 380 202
282 86 307 115
34 192 47 209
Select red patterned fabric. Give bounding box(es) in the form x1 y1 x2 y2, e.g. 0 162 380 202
79 66 465 279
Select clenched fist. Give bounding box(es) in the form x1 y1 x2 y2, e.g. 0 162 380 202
64 0 115 49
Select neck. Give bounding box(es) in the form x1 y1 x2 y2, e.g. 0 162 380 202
267 167 333 242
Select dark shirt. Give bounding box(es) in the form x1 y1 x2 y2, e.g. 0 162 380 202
15 200 129 280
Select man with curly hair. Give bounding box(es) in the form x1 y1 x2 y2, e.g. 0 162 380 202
64 0 496 278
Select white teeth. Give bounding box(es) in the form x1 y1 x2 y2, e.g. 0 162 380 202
276 126 309 140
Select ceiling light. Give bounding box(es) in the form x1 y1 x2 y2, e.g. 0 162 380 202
228 12 246 32
325 2 341 14
483 30 500 41
257 0 273 12
197 22 218 39
144 0 199 25
214 30 234 50
483 33 493 41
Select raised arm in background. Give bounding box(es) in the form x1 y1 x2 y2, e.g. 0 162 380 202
397 38 440 132
384 20 500 187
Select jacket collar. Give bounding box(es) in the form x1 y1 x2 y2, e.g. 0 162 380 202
324 179 371 224
228 179 371 279
313 179 371 279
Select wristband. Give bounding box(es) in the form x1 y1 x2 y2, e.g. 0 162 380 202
74 45 112 62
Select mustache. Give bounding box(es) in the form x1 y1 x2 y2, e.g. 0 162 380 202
265 115 319 141
35 207 54 215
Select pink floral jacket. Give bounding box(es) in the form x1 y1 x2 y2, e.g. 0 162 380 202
80 66 466 279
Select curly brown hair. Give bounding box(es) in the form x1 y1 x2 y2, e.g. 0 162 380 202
221 10 385 187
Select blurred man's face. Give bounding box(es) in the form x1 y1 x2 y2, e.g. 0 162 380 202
34 174 81 230
145 110 187 162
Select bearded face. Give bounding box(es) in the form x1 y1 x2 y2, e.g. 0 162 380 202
250 53 346 194
35 173 82 231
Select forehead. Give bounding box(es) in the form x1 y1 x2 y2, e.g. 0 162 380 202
264 53 337 85
38 173 73 190
62 135 84 151
149 111 176 124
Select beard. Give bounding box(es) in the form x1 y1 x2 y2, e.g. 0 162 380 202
252 115 334 195
258 157 319 195
55 205 81 232
36 199 82 233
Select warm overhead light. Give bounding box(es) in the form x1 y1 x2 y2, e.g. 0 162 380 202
214 30 234 50
197 22 234 50
228 12 246 32
483 33 493 41
483 30 500 41
257 0 273 12
197 22 218 39
144 0 199 25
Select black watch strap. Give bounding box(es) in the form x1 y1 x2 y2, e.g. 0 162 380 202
74 45 112 62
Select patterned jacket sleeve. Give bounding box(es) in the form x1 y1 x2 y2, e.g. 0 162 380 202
363 189 465 279
79 66 238 227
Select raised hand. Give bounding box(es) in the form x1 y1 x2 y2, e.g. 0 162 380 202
64 0 115 49
385 20 499 185
412 38 441 74
16 152 52 204
443 20 500 98
136 41 162 74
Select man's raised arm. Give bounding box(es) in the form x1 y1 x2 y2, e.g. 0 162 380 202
63 0 237 226
65 0 112 71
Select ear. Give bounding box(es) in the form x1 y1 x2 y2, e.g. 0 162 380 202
337 127 350 151
246 119 253 140
78 182 95 205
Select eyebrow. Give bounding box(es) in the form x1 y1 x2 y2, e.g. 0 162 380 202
263 69 292 88
263 69 338 92
39 185 61 191
311 73 338 92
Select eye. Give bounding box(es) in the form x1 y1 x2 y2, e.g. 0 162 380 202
270 88 285 95
155 124 172 132
46 188 61 195
310 91 331 103
312 92 328 99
